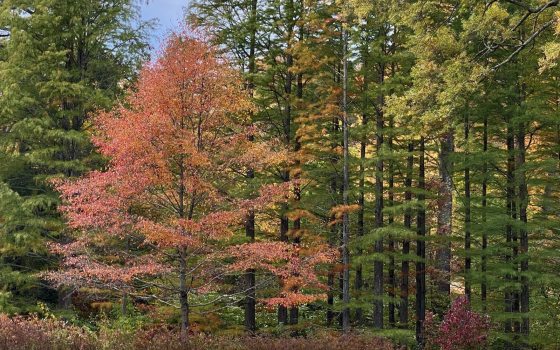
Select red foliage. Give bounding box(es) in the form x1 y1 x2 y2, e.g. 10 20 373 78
48 31 280 296
48 27 327 314
424 295 491 350
0 315 399 350
226 241 337 307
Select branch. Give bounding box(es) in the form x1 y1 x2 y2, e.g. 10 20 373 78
503 0 559 13
492 19 554 70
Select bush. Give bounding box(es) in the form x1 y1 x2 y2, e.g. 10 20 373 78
0 314 398 350
424 295 491 350
0 314 95 350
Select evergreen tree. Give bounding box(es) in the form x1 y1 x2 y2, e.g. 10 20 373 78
0 0 149 312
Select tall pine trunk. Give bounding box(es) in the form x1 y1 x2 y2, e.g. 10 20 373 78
327 113 341 326
481 116 488 309
388 121 396 327
355 21 370 324
289 17 305 326
436 131 453 313
279 0 295 324
278 213 289 324
373 63 385 330
244 0 258 332
517 122 529 337
341 24 351 332
464 114 471 300
505 120 516 335
400 142 413 326
416 138 426 349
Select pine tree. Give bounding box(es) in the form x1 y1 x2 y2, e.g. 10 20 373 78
0 0 149 312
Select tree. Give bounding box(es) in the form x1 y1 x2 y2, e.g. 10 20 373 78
0 0 149 312
51 32 276 338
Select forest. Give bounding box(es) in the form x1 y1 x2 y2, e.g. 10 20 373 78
0 0 559 349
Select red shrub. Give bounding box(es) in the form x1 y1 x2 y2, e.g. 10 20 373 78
425 296 491 350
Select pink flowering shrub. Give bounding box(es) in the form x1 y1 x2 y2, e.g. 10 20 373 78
425 295 491 350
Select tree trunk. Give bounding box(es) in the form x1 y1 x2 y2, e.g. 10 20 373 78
416 138 426 349
121 293 127 316
279 0 294 324
244 203 256 331
327 113 340 326
341 24 351 333
244 0 258 332
355 112 367 324
288 3 305 326
481 116 488 309
505 121 516 335
179 248 190 341
517 123 529 338
464 114 471 300
435 131 453 313
388 121 395 328
278 213 289 325
400 142 413 326
355 22 371 324
373 64 385 330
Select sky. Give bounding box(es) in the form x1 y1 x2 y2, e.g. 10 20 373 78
139 0 188 52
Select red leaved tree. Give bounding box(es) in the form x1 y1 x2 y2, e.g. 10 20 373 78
49 28 335 338
49 30 291 337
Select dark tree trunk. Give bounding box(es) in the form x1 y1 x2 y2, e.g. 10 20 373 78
355 20 370 325
341 25 350 333
400 142 413 326
179 249 190 340
244 202 256 332
505 121 516 335
355 111 367 324
289 18 305 327
464 114 471 300
517 123 529 337
244 0 258 332
388 121 395 328
278 213 289 325
481 116 488 309
373 64 385 330
416 138 426 349
279 0 295 325
327 113 341 326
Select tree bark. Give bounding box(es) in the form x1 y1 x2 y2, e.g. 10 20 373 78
341 24 351 333
505 121 516 335
400 142 413 326
278 213 289 325
517 122 529 338
481 116 488 309
416 138 426 349
179 248 190 340
464 114 471 300
355 20 370 325
279 0 295 325
244 0 258 332
388 121 396 328
435 131 453 313
289 10 305 325
373 63 385 330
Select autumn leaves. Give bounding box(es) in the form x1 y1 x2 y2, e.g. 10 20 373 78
52 30 333 335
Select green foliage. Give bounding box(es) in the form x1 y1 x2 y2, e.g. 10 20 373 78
0 0 150 312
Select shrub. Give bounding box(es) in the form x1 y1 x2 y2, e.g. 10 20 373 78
0 314 95 350
0 314 398 350
424 295 491 350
